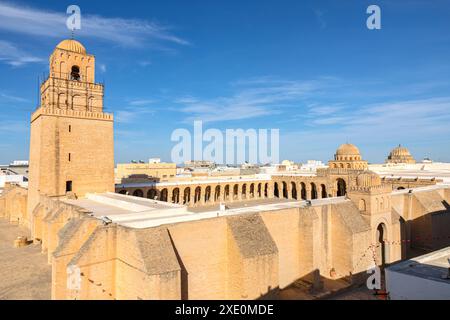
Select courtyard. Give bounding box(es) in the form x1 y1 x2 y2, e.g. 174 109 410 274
0 218 51 300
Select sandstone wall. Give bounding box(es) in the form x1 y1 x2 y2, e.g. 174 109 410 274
0 186 28 226
52 202 374 299
27 110 115 224
226 214 278 299
52 217 101 299
410 191 450 250
3 185 449 300
114 227 181 300
69 225 117 300
260 207 319 288
390 190 450 252
0 196 4 218
331 202 372 277
166 218 229 299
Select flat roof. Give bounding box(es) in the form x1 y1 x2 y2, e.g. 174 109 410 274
61 192 347 229
370 163 450 185
391 184 446 195
387 246 450 284
64 185 449 230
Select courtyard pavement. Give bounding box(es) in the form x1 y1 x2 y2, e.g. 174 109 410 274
0 218 51 300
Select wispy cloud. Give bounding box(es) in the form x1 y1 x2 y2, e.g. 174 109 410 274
0 40 44 66
174 77 338 123
115 99 156 123
307 103 344 116
282 97 450 161
115 110 137 123
307 97 450 129
138 60 152 67
128 99 156 106
314 9 327 29
98 64 106 73
0 2 189 48
0 92 30 103
0 120 28 133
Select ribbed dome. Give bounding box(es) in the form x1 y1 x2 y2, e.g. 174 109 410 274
357 171 381 187
330 143 367 169
389 145 412 157
336 143 361 156
55 39 86 54
387 144 416 164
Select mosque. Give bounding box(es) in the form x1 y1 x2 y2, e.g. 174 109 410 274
1 39 449 300
386 145 416 164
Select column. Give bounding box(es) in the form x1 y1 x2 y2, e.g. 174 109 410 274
167 188 173 203
179 190 185 205
306 186 312 200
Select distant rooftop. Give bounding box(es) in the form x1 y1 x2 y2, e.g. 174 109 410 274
116 174 272 188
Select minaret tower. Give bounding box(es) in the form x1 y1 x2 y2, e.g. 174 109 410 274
27 39 114 218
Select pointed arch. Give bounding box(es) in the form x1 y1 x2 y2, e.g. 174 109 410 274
291 182 297 199
300 182 307 200
274 182 280 198
311 183 317 200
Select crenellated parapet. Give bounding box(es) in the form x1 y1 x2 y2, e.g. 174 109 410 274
348 184 392 194
31 107 113 123
348 171 392 194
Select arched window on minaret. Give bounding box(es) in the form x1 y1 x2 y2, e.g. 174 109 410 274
58 93 67 109
72 95 83 110
88 96 94 111
86 66 92 82
59 61 66 78
71 65 80 81
359 199 366 211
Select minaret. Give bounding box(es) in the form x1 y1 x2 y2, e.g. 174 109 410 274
27 39 114 221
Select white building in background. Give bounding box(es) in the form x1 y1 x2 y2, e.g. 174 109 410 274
149 158 161 164
259 164 287 174
10 160 29 166
0 174 28 189
281 160 299 171
0 160 29 194
386 246 450 300
369 161 450 185
259 160 327 174
299 160 327 172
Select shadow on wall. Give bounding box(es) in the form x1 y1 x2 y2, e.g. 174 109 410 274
405 200 450 257
167 230 189 300
273 268 369 300
273 201 450 300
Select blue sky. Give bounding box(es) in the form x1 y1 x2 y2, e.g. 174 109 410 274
1 0 450 164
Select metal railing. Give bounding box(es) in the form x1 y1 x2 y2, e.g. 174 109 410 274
39 72 104 86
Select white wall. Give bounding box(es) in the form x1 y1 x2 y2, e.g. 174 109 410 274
0 175 28 188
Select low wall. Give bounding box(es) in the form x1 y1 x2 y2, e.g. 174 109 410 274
0 185 29 227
